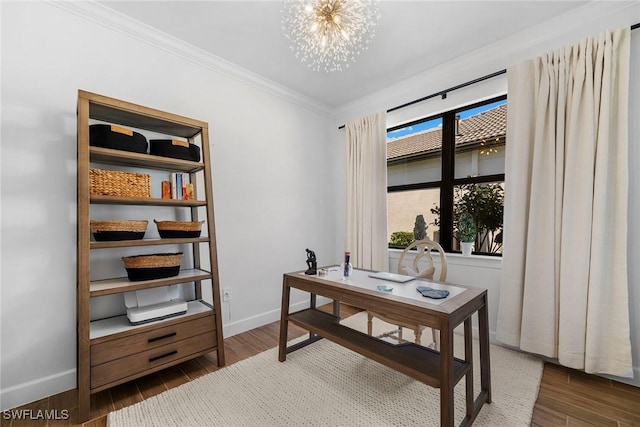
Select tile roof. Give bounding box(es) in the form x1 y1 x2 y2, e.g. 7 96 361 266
387 104 507 161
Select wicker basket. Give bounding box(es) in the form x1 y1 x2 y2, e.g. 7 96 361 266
122 252 183 268
154 220 204 238
91 220 148 233
90 168 150 198
90 220 148 241
121 252 183 281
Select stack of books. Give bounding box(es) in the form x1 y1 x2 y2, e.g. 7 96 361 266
161 172 194 200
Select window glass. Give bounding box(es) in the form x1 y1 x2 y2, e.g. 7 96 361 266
451 182 504 254
454 100 506 179
387 117 442 187
387 188 440 248
386 95 506 254
477 145 505 176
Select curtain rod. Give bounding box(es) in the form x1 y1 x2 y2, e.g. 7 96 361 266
338 21 640 130
336 69 506 130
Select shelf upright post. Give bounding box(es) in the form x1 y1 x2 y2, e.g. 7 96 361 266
76 91 91 422
189 134 203 300
200 124 225 366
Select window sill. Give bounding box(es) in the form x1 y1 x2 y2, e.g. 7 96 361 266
388 248 502 270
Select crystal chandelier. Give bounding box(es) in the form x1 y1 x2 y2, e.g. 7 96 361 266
282 0 380 72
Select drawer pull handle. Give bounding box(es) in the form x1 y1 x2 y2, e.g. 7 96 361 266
149 350 178 362
148 332 177 343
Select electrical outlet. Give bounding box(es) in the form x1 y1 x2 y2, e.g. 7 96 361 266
222 287 232 302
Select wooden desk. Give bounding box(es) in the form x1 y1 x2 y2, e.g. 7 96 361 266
278 268 491 427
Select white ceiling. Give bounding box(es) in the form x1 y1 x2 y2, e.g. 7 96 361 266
99 1 589 108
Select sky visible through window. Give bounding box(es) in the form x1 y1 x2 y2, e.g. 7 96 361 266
387 99 507 140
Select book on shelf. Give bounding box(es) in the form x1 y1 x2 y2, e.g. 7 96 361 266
186 183 194 200
170 172 177 199
181 174 189 199
168 172 194 200
161 181 171 199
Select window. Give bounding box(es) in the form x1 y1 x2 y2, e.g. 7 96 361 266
386 96 506 255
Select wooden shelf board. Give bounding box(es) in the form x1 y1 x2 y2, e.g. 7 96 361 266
89 147 204 172
87 100 203 138
91 237 210 249
288 309 469 388
90 195 207 207
90 268 211 297
90 300 212 340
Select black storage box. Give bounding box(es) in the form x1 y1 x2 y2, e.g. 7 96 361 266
149 139 201 162
124 265 181 281
93 231 146 241
90 124 148 154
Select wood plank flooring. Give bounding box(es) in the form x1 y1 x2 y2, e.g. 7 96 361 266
3 304 639 426
531 362 640 427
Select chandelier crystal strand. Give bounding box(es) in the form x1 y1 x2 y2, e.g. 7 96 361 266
282 0 380 72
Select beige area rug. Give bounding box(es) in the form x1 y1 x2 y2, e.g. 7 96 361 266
108 312 543 427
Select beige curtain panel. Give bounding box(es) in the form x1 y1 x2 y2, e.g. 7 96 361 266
345 112 389 272
497 27 632 377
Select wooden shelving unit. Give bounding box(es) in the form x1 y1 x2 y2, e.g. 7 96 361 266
76 90 225 422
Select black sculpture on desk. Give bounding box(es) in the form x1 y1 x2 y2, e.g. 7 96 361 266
304 248 317 275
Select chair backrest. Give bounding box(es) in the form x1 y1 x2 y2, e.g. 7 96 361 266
397 238 447 282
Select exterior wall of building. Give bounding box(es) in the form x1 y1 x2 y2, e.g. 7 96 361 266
387 147 505 244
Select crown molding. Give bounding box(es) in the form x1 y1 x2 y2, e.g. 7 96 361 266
335 0 639 120
45 0 333 118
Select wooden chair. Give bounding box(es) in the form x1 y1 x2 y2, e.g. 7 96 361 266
367 238 447 347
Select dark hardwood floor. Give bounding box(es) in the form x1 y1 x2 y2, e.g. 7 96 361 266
3 304 639 426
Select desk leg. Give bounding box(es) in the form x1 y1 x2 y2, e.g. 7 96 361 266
278 279 291 362
308 293 318 340
440 323 454 427
333 300 341 320
464 318 474 420
479 296 492 403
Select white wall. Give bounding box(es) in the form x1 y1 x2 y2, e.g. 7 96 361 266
0 1 335 410
333 1 640 386
3 0 640 412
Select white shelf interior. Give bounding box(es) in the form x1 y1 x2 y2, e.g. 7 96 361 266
90 300 212 340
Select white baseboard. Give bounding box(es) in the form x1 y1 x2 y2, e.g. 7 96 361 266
0 296 332 412
1 369 76 412
222 296 332 338
592 366 640 387
4 300 636 412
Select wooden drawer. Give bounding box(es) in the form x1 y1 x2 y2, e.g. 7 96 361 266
91 331 215 389
91 314 216 366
